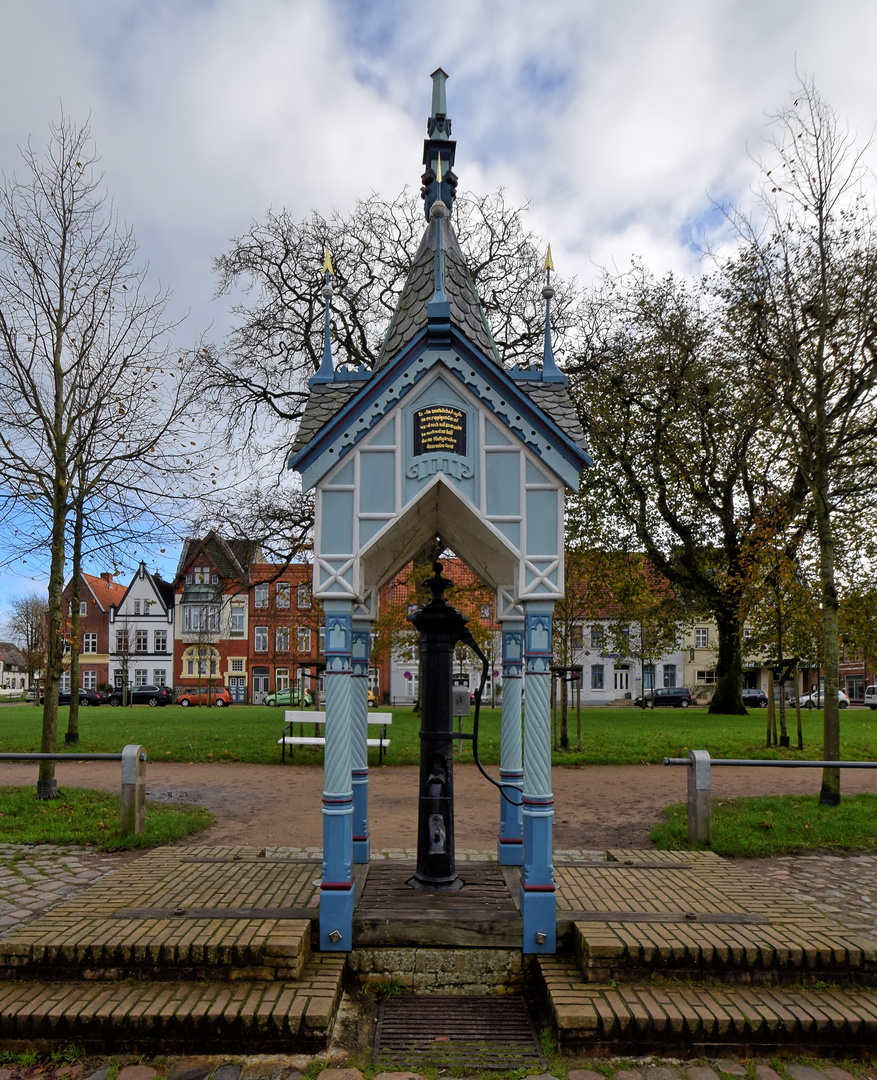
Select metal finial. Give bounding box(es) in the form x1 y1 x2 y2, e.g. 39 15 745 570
541 245 565 384
311 247 336 384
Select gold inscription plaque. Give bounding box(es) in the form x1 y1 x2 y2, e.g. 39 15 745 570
413 406 467 457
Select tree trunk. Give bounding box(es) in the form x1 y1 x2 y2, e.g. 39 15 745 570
817 496 841 805
708 604 746 714
39 483 66 799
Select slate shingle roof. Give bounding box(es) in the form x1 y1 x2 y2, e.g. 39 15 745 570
376 216 501 369
289 381 364 457
523 382 590 456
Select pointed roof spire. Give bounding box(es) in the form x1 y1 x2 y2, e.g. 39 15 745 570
311 246 336 384
422 68 457 220
541 246 566 384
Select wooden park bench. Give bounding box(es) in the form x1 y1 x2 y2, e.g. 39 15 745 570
278 710 392 763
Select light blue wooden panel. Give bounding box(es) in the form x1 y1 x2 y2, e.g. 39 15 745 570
525 489 559 556
526 458 551 485
333 460 355 486
320 490 354 554
360 451 395 514
496 521 521 551
486 452 520 516
359 518 387 547
484 418 513 446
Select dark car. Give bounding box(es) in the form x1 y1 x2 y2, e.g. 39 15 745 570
40 688 106 707
634 686 693 708
742 688 768 708
108 684 174 707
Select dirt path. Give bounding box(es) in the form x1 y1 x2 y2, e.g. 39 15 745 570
3 759 876 850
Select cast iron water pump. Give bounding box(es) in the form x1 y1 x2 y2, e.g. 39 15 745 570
406 561 478 891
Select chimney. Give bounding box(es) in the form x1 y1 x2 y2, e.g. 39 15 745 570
100 572 114 584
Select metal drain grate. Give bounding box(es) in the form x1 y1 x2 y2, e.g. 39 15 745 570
374 994 546 1071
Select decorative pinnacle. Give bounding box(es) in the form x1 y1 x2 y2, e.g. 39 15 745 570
541 245 565 384
422 69 457 220
311 246 336 384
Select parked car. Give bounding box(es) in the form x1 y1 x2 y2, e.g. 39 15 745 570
742 688 768 708
176 686 233 707
864 685 877 710
25 688 36 702
799 689 850 710
108 685 174 707
263 687 314 708
40 688 106 707
633 686 693 708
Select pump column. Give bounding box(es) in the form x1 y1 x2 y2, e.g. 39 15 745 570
521 601 556 953
497 618 524 864
319 600 355 950
351 619 372 863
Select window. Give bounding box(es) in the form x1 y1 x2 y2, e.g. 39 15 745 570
643 663 655 690
590 625 605 649
135 630 148 652
275 668 289 691
663 664 677 688
743 627 752 641
297 626 312 652
193 566 211 585
134 669 148 686
212 573 219 584
63 638 71 654
614 668 629 691
153 670 167 686
115 630 128 652
255 626 268 652
480 603 490 620
83 633 97 654
231 658 244 673
61 673 70 692
697 669 717 684
695 627 709 649
276 626 290 652
230 599 246 636
185 573 193 584
591 664 604 690
82 670 97 690
570 624 583 649
134 600 141 615
276 582 291 608
254 584 268 609
154 629 167 652
183 604 219 632
79 601 87 617
297 584 312 609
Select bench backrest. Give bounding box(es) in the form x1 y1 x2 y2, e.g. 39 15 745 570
283 710 392 725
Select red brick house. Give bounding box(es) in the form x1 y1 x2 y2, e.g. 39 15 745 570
60 572 125 691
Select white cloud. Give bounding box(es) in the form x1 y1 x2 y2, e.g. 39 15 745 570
3 0 877 599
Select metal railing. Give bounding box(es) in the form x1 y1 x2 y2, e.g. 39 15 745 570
663 750 877 845
0 745 146 836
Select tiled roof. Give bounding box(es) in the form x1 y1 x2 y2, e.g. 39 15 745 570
174 532 259 586
288 381 364 457
521 382 590 456
0 642 26 669
82 573 125 611
376 216 501 369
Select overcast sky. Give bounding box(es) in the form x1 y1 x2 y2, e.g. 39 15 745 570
2 0 877 610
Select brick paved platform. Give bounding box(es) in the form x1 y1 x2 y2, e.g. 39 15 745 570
0 844 875 1056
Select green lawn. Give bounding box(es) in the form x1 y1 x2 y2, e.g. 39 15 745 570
1 701 875 767
651 792 877 856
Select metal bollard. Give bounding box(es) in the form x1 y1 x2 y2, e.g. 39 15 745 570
687 749 711 846
120 744 146 836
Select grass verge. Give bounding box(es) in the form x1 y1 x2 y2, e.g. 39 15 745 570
0 786 214 850
2 702 876 766
650 792 877 857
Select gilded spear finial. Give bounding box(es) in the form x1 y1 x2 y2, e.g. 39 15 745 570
541 246 565 383
311 246 336 384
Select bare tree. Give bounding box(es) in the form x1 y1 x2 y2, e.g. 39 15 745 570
718 77 877 803
6 592 47 695
0 116 212 797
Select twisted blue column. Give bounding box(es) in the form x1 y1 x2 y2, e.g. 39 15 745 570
521 601 556 954
320 601 354 950
498 621 524 864
351 622 372 864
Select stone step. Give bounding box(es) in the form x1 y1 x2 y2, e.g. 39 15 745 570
0 955 345 1053
539 955 877 1056
573 917 877 985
